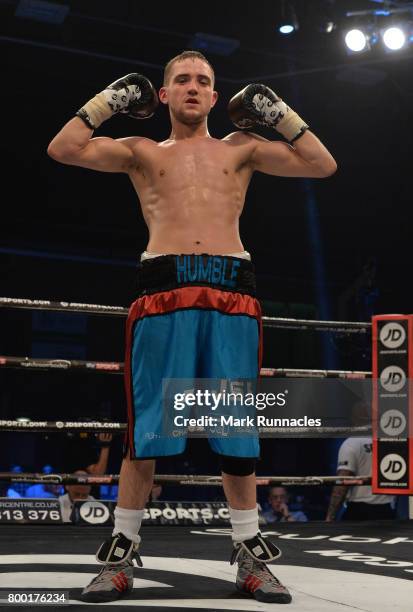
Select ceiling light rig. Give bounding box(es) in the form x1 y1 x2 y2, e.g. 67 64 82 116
277 0 299 36
274 1 413 55
382 25 407 50
344 4 413 54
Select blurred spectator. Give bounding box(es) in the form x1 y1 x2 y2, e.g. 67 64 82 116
149 484 162 502
6 465 28 498
86 434 113 475
23 433 113 499
63 432 112 472
25 464 63 498
58 470 95 522
6 488 21 499
262 485 308 523
62 432 113 498
326 437 396 521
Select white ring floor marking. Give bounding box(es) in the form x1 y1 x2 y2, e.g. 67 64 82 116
0 555 410 611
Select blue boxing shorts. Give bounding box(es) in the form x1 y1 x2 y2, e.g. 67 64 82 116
124 253 262 459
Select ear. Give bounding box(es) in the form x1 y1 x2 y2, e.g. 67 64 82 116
210 90 218 108
159 86 168 105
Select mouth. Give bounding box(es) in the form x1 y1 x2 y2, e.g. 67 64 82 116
185 99 199 105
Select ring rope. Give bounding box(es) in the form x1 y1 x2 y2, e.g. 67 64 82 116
0 355 371 379
0 472 372 487
0 419 372 434
0 296 370 333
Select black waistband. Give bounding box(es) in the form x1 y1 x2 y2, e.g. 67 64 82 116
137 254 256 296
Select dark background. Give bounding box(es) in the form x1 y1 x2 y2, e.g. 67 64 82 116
0 0 411 512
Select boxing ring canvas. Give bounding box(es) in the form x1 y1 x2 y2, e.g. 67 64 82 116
0 522 411 611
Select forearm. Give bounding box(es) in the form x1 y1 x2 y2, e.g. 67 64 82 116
229 84 337 178
88 448 110 475
292 131 337 175
48 117 94 159
326 485 347 521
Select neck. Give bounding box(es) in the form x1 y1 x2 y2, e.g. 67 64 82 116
168 118 211 141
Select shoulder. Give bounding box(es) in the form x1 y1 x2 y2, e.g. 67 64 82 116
344 437 371 452
338 439 357 464
340 437 357 451
222 131 265 145
6 488 20 498
117 136 158 152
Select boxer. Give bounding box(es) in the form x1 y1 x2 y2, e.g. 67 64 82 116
48 50 336 604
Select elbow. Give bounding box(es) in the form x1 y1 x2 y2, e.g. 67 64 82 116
47 143 71 163
318 159 338 178
47 140 79 164
46 143 61 161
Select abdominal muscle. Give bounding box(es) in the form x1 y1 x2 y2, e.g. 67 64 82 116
131 184 247 255
128 136 252 255
144 201 244 254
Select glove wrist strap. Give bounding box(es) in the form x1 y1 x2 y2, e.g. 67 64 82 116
76 92 113 130
275 110 309 142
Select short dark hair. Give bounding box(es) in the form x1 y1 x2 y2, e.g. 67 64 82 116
163 50 215 85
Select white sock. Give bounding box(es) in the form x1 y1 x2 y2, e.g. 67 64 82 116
112 506 144 545
229 505 259 543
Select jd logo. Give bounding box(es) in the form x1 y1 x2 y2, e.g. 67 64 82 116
379 322 406 349
380 366 406 392
380 410 406 437
79 501 110 524
380 454 407 481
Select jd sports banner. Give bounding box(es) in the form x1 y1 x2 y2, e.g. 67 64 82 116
372 315 413 494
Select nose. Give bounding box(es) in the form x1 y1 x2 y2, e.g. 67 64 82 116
187 81 198 94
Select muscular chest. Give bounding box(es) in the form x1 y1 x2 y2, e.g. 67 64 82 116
134 140 250 187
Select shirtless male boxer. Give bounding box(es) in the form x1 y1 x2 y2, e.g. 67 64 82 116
48 50 336 605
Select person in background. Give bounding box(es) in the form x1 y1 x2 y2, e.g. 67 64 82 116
64 432 113 474
63 432 113 498
25 433 113 498
25 465 63 498
326 436 396 521
148 484 162 502
262 485 308 523
61 430 113 473
58 469 95 522
6 465 28 498
87 433 113 475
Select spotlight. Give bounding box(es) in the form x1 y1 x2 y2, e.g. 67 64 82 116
316 4 336 34
323 21 336 34
279 24 295 35
344 28 369 52
278 1 299 35
382 26 407 50
344 5 413 55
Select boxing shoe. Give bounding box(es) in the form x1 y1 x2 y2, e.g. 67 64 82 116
80 532 142 603
231 533 292 604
